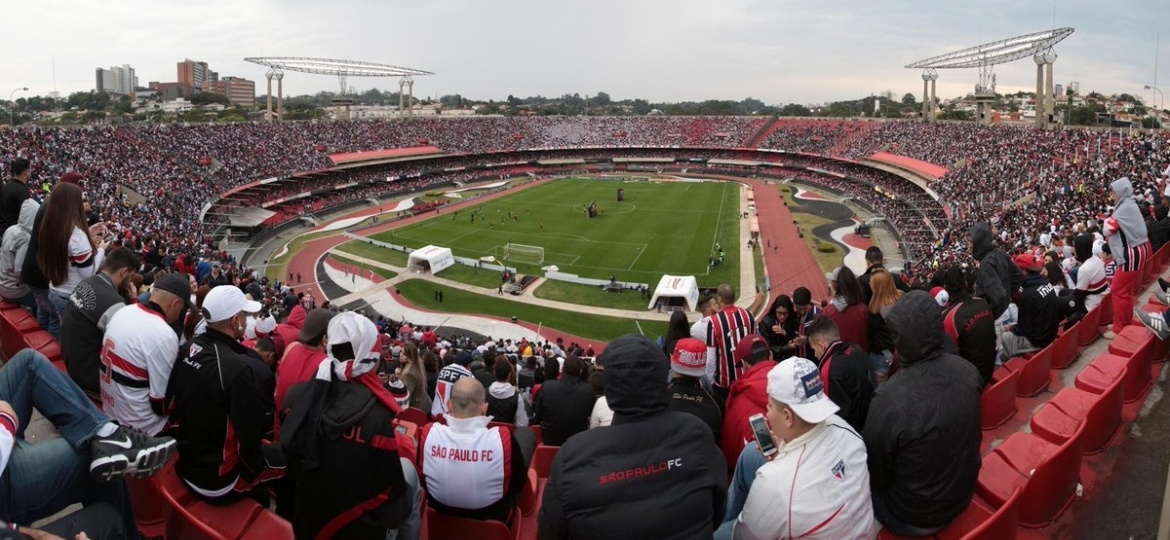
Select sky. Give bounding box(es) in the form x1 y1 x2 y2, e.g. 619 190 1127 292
1 0 1166 106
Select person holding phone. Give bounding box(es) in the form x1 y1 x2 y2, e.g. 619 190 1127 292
715 358 875 540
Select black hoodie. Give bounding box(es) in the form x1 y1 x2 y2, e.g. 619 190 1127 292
864 291 983 530
538 335 727 540
969 222 1023 319
283 379 409 539
532 371 595 447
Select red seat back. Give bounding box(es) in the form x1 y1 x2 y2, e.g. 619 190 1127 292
1099 294 1113 329
1083 367 1126 454
1077 307 1101 348
242 510 293 539
531 444 560 479
425 507 518 540
157 463 263 540
1050 325 1078 369
981 368 1019 430
397 407 429 427
949 489 1022 540
1019 425 1084 527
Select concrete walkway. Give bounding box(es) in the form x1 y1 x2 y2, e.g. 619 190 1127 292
326 249 673 322
738 184 759 295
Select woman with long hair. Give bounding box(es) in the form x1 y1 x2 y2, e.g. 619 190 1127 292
867 269 902 356
38 182 108 320
660 310 691 356
396 342 432 412
823 266 870 351
421 349 440 400
757 294 798 360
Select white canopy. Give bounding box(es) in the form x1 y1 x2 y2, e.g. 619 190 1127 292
407 245 455 275
648 275 700 311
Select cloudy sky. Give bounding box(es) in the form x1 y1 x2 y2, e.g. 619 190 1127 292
1 0 1165 106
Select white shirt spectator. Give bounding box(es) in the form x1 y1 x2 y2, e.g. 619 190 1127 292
1076 255 1109 312
589 396 613 428
99 303 180 436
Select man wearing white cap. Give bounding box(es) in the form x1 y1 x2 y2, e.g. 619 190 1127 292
166 285 285 502
719 358 875 540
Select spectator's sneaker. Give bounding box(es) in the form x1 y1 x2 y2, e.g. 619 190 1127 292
89 426 176 481
1156 289 1170 306
1136 309 1170 341
1102 330 1116 340
1159 277 1170 294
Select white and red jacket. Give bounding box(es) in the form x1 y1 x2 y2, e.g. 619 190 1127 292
731 415 876 540
420 415 526 523
99 302 178 436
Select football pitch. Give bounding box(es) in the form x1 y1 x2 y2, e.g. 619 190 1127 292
371 178 740 286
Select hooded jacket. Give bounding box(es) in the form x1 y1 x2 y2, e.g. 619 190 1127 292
538 335 727 540
272 304 307 357
1012 273 1059 349
969 222 1023 319
864 291 983 530
532 373 595 447
941 294 996 386
1105 177 1151 269
487 381 529 426
283 379 409 539
0 199 37 300
720 359 776 469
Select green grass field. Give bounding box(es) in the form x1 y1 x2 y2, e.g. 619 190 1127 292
372 179 740 287
396 279 667 342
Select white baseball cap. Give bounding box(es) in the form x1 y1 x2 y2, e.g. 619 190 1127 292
766 358 839 424
202 285 262 323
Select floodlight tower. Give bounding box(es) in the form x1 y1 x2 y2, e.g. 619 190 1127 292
907 28 1074 127
245 57 433 121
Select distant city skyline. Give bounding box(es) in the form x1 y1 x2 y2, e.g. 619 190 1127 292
0 0 1165 106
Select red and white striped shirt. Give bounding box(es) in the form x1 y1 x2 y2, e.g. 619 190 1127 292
705 306 757 388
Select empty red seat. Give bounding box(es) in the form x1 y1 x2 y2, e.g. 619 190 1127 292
2 307 38 331
1076 349 1151 403
976 425 1084 528
531 445 560 480
981 368 1019 430
1032 369 1125 455
425 507 521 540
1003 346 1051 396
1107 326 1149 358
935 489 1023 540
1050 323 1079 369
1077 307 1101 348
519 468 539 517
23 330 61 363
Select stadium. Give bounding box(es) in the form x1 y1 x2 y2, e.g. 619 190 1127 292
2 18 1170 540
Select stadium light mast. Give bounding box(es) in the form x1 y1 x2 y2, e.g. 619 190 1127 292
245 57 433 121
907 28 1074 128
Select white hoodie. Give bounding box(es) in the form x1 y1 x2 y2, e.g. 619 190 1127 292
487 381 529 427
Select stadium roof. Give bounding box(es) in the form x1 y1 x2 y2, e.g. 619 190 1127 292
905 28 1074 69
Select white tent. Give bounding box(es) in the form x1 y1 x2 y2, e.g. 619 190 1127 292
407 245 455 275
648 275 700 311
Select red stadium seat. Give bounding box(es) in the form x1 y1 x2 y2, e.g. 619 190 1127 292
935 489 1022 540
1032 369 1125 455
397 407 429 427
1049 322 1079 369
976 424 1084 528
1099 294 1113 330
981 368 1019 430
1078 345 1152 404
157 462 264 540
1107 325 1149 359
1077 307 1101 349
425 507 521 540
242 510 293 539
1003 345 1051 397
528 425 543 446
23 330 62 364
519 468 539 517
531 445 560 480
126 457 174 538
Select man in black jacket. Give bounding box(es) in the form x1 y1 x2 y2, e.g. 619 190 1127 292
806 315 874 432
60 247 140 397
666 338 722 443
166 285 285 502
999 254 1059 362
539 334 727 539
864 290 983 536
968 222 1023 323
858 246 909 303
0 158 30 232
938 265 996 386
282 312 419 540
532 355 595 446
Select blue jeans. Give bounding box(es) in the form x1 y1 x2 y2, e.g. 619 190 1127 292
3 292 37 312
714 443 768 540
388 457 421 540
0 349 134 533
31 288 59 339
872 493 944 537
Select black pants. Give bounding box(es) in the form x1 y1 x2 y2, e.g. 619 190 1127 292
40 503 128 540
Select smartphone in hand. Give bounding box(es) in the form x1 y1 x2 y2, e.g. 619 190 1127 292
749 413 778 459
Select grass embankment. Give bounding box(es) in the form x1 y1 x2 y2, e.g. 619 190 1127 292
334 241 410 267
533 280 653 311
779 185 844 273
395 279 666 343
265 230 341 282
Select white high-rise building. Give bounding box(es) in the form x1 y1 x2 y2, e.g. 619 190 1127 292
95 64 138 96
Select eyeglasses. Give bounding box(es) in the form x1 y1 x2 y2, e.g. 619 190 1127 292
775 310 790 317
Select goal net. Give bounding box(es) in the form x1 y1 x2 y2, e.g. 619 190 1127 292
502 243 545 266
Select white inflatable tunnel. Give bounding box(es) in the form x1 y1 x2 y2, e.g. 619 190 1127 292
407 245 455 275
648 275 700 311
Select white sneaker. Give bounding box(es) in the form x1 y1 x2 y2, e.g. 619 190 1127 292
1136 309 1170 341
1102 330 1116 340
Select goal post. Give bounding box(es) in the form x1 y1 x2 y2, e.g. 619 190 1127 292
502 243 545 266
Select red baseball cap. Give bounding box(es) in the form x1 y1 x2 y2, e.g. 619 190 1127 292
734 334 770 364
1013 253 1043 272
670 338 707 377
